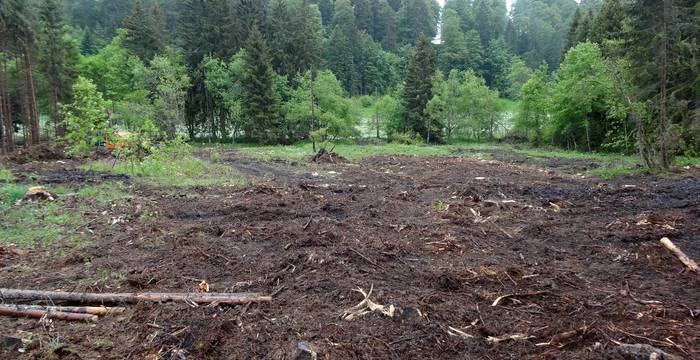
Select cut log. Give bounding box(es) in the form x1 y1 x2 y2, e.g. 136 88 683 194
0 305 97 322
659 238 699 274
0 289 273 305
2 304 124 316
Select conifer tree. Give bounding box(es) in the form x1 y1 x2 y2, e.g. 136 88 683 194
564 8 582 56
241 27 283 144
39 0 79 137
122 0 163 61
403 33 439 142
326 0 358 93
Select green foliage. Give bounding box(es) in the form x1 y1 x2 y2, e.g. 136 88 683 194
373 94 404 139
122 0 164 61
455 70 502 140
79 29 145 102
389 132 425 145
38 0 79 133
0 166 14 183
60 76 110 156
505 57 533 99
402 34 438 142
142 48 190 139
285 70 358 142
0 184 27 206
516 64 549 144
241 27 284 144
511 0 578 69
547 42 621 151
85 140 244 187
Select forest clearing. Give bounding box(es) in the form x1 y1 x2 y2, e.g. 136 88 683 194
2 0 700 358
1 143 699 359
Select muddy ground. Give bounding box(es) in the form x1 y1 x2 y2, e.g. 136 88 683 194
1 148 699 359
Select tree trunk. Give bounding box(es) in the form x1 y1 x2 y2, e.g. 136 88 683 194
23 51 40 146
0 288 272 305
0 55 12 153
658 0 671 169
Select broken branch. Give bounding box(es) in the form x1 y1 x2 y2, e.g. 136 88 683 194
0 289 273 305
0 305 97 322
491 291 549 307
659 238 699 274
1 304 123 316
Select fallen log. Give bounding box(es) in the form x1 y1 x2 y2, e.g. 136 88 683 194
660 238 699 274
0 289 273 305
2 304 124 316
0 305 97 322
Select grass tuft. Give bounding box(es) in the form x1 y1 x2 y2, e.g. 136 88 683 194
85 143 245 187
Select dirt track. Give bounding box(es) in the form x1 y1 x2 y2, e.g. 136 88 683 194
1 149 699 359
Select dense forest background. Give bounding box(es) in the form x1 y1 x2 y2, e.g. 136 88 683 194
0 0 698 171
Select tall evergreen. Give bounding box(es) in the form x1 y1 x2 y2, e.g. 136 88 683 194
233 0 264 50
403 33 439 142
290 0 323 75
38 0 79 137
564 8 582 56
592 0 624 40
474 0 507 47
241 27 283 144
625 0 697 169
397 0 436 46
122 0 163 61
326 0 358 93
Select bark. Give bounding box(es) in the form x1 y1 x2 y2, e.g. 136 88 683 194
23 50 40 145
0 289 273 305
660 237 699 273
658 0 671 169
1 304 124 316
0 56 7 154
0 305 98 322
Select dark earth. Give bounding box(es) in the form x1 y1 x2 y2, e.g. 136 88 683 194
1 147 698 359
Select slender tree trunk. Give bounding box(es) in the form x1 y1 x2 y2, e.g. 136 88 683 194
658 0 672 169
585 119 591 152
0 54 13 153
22 50 40 146
19 56 30 147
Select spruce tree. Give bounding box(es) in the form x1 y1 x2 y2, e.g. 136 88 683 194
625 0 696 169
241 27 283 144
290 0 322 75
38 0 79 137
591 0 624 43
326 0 358 93
122 0 162 61
233 0 264 50
403 33 439 142
564 8 582 56
80 28 96 55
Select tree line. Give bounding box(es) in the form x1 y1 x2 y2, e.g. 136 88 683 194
0 0 698 171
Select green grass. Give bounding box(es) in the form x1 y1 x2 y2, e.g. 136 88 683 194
0 184 87 247
78 182 133 206
0 166 13 182
225 142 465 162
84 145 245 187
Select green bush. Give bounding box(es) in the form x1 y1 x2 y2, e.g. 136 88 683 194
390 132 425 145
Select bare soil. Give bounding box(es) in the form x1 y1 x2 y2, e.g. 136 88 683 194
1 148 698 359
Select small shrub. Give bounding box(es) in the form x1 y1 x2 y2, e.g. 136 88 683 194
390 132 424 145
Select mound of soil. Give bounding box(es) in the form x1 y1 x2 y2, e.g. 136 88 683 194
312 148 347 163
3 144 66 164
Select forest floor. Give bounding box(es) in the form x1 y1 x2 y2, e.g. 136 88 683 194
1 144 699 359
